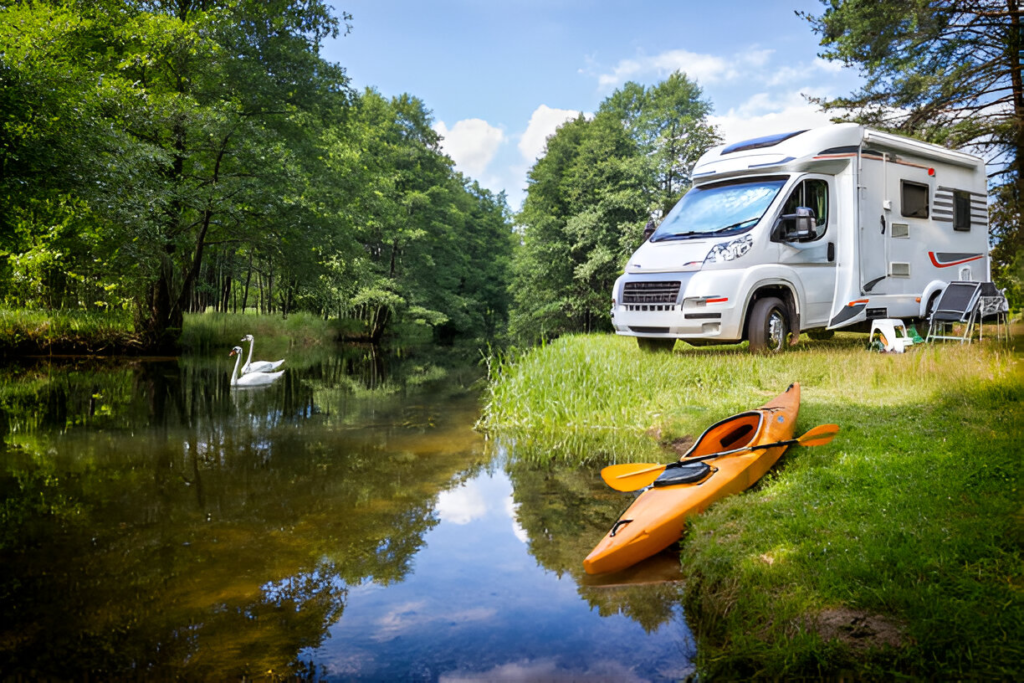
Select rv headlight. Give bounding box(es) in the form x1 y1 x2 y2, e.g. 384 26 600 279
703 234 753 265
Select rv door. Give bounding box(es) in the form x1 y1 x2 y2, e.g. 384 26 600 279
859 151 889 295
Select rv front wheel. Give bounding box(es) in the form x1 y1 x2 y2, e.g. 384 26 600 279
637 337 676 353
748 297 790 353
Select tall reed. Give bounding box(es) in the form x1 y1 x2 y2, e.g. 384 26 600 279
0 308 138 353
180 311 335 352
480 332 1020 463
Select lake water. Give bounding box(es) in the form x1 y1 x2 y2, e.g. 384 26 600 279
0 346 693 681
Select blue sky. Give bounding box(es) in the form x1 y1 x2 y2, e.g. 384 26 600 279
321 1 865 210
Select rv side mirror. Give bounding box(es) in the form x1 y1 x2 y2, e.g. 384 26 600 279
778 207 816 242
642 219 656 242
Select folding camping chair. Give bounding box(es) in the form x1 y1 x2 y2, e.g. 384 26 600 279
926 281 983 344
975 282 1010 342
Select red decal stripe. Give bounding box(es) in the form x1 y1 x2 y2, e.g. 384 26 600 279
928 252 984 268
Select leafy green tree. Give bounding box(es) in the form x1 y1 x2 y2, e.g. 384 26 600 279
511 73 718 341
601 72 720 215
0 1 351 348
800 0 1024 296
512 112 655 338
1 2 514 347
0 2 154 310
313 89 513 343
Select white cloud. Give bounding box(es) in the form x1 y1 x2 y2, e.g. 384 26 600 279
435 482 488 525
374 601 496 642
504 495 529 544
440 658 666 683
768 58 850 87
597 47 774 90
709 89 836 143
766 65 804 87
518 105 585 162
434 118 506 178
814 57 846 74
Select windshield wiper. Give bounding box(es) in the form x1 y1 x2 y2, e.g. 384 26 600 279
653 218 759 242
651 231 702 243
708 217 759 234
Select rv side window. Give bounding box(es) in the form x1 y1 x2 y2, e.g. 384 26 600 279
953 191 971 231
780 179 829 240
901 181 929 218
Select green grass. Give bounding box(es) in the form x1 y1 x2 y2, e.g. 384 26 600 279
0 309 342 355
481 332 1019 463
481 332 1023 678
0 308 139 354
179 311 336 352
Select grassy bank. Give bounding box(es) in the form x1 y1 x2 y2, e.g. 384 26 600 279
0 308 140 355
179 311 337 352
481 333 1023 678
0 309 341 356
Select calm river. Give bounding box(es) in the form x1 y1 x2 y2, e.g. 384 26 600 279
0 345 693 681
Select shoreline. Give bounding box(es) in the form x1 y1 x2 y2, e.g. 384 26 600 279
481 331 1024 679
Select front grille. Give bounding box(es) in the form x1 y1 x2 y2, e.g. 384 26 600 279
629 326 670 334
625 304 677 312
623 281 681 304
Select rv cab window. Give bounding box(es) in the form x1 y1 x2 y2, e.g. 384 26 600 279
779 179 829 241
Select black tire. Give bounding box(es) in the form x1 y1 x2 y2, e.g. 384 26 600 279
920 291 941 336
924 291 940 320
747 297 790 353
637 337 676 353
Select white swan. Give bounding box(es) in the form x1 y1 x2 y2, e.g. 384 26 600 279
229 346 284 387
239 334 285 375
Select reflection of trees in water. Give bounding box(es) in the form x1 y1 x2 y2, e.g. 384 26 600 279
0 345 478 438
0 347 486 680
505 456 687 634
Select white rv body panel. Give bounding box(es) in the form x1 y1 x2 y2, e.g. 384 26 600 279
612 124 989 347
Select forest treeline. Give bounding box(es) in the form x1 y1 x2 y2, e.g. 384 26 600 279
0 1 720 350
2 1 1020 352
0 0 514 349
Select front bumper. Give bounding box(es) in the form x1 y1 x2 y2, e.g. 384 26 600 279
611 273 744 342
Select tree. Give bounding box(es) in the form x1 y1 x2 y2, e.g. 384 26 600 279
1 2 515 347
510 73 719 341
312 89 514 343
800 0 1024 299
0 1 351 348
601 73 720 215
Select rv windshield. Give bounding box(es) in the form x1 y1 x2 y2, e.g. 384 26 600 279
650 178 787 242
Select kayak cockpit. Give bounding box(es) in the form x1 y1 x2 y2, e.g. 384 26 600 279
682 411 763 459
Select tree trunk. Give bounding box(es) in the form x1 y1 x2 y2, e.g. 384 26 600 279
141 251 181 353
1009 0 1024 268
242 253 252 313
257 269 264 314
267 269 274 315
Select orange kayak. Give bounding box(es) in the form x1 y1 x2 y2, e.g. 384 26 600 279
584 383 800 575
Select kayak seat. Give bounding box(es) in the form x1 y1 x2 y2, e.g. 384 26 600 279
653 462 711 487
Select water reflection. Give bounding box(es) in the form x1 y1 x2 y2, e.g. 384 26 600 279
506 460 689 634
0 347 691 680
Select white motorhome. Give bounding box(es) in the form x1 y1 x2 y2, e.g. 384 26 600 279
612 123 990 351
